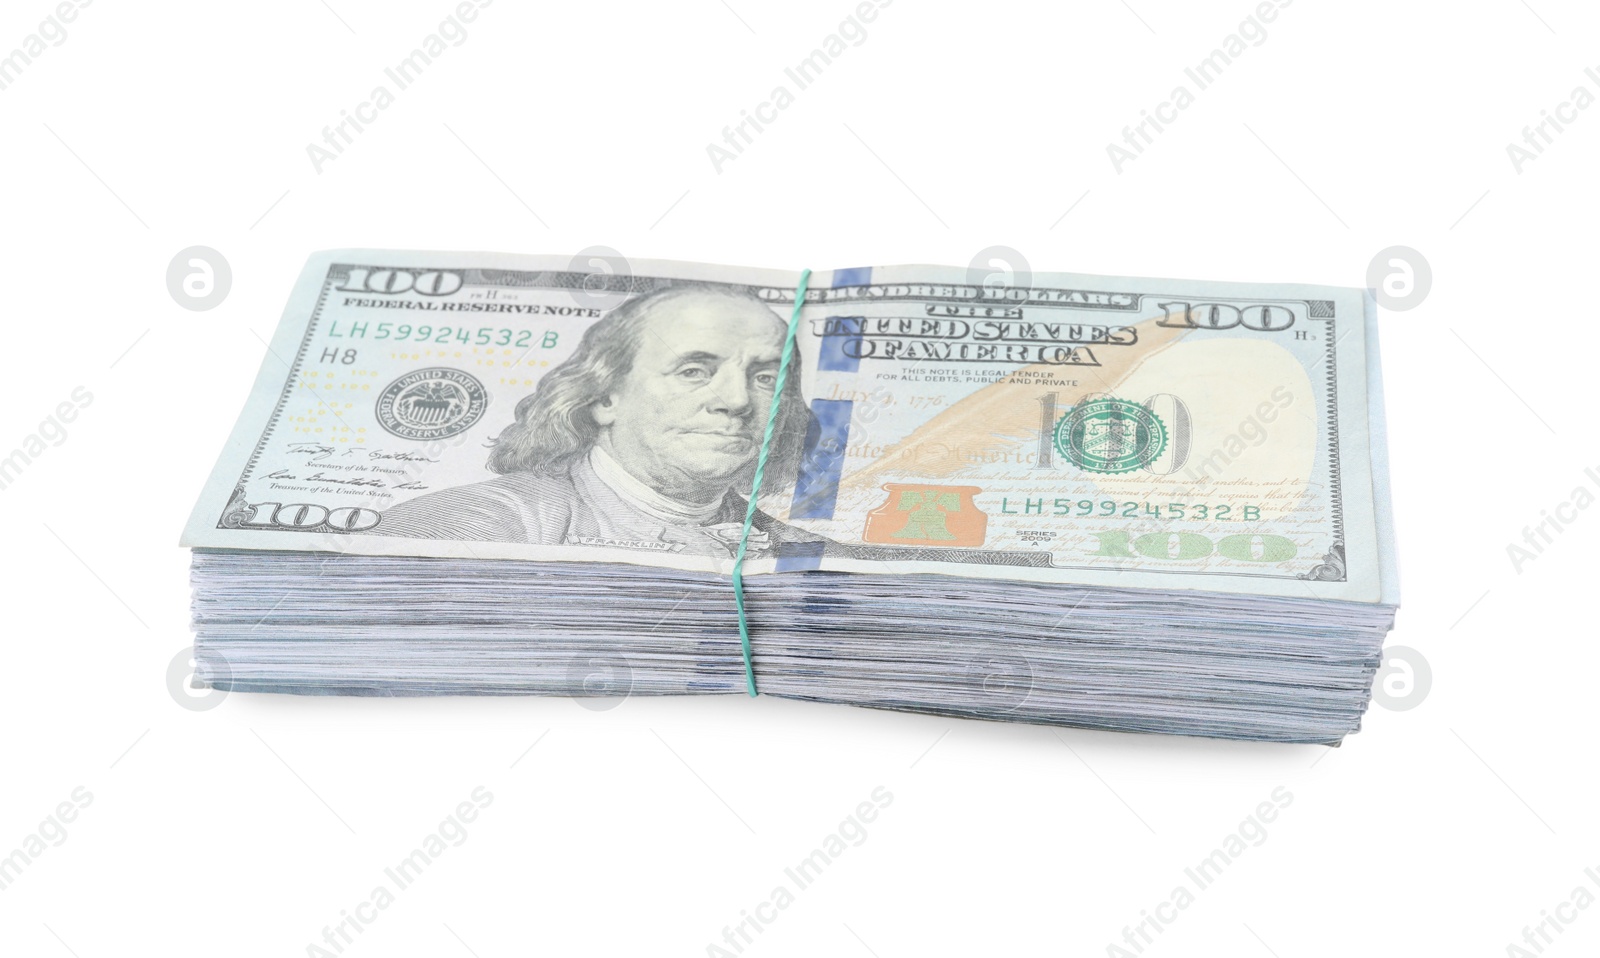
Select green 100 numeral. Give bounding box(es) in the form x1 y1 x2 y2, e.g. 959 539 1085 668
241 502 381 532
337 267 463 296
1092 531 1296 562
1156 301 1296 331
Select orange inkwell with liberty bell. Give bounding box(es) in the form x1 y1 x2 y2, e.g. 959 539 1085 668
863 483 987 547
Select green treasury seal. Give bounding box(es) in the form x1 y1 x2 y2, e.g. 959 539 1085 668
1054 398 1168 474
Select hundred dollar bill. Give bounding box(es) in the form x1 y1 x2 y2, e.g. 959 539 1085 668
182 250 1396 604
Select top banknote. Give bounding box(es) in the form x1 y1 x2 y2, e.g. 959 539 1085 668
182 251 1397 604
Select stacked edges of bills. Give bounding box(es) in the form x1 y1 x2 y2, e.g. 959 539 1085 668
182 250 1399 744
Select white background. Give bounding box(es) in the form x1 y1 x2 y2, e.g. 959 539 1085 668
1 1 1594 955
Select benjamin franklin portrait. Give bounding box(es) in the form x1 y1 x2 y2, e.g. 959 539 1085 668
376 284 828 558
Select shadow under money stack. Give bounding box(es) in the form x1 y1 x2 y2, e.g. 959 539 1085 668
184 251 1400 745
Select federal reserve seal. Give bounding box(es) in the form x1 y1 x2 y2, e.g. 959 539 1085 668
375 367 488 440
1054 397 1167 474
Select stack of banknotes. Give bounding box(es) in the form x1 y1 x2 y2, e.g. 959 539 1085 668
181 250 1398 744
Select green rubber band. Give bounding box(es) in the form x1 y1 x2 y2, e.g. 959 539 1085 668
732 268 812 697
